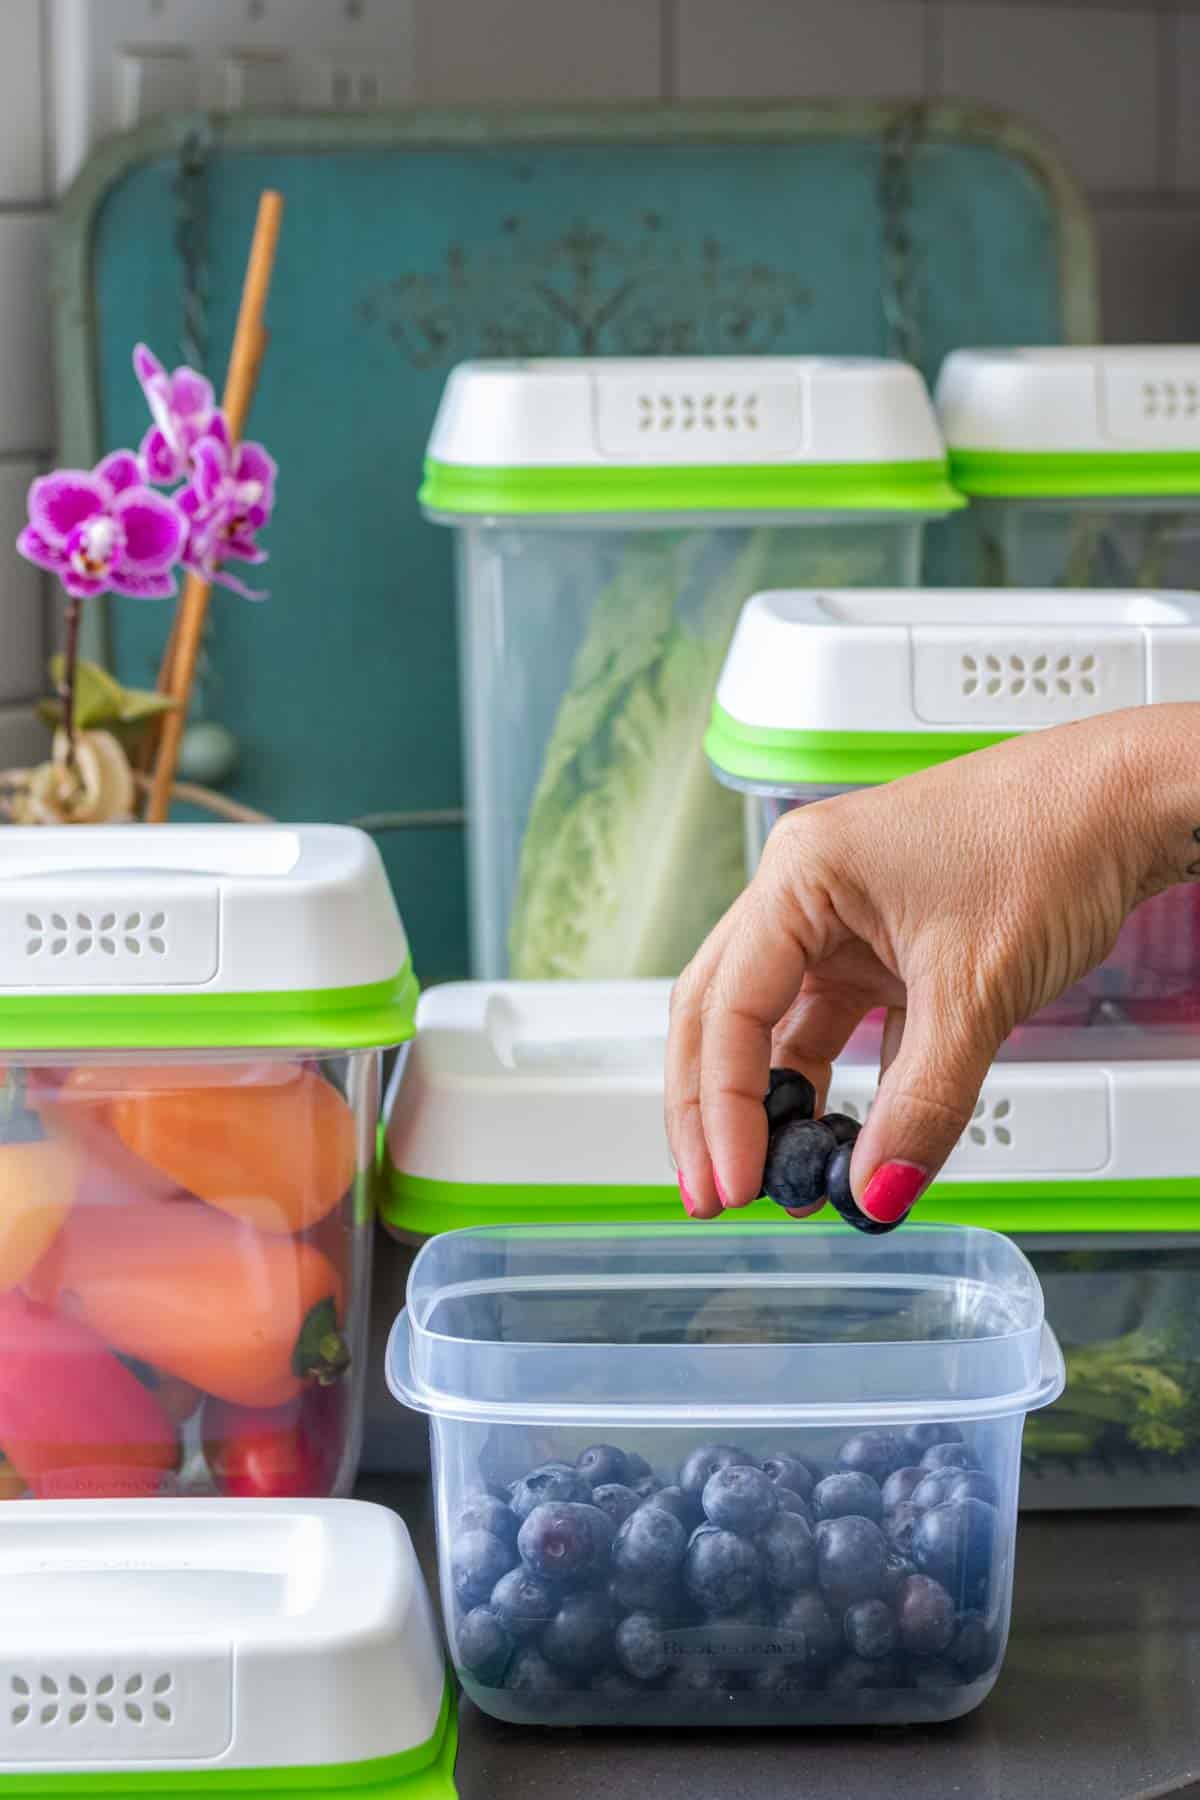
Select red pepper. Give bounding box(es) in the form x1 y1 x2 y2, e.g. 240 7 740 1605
203 1386 343 1498
0 1293 178 1498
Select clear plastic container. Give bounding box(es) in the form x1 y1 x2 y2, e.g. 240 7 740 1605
707 588 1200 1032
1019 1236 1200 1509
389 1221 1063 1727
0 825 417 1502
424 358 959 980
936 347 1200 589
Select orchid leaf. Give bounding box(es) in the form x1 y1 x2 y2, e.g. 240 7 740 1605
39 658 176 732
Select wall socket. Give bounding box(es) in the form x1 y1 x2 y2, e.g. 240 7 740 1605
50 0 417 192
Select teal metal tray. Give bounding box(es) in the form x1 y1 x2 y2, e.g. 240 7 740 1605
53 103 1097 982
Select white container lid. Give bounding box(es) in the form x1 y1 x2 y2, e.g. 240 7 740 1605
382 979 1200 1237
706 587 1200 790
0 1500 451 1783
421 357 961 516
0 825 416 1051
936 346 1200 496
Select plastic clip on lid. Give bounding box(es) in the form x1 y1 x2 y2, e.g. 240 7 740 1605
936 346 1200 498
0 825 417 1051
420 357 964 517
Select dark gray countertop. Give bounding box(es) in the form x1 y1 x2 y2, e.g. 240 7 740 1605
359 1477 1200 1800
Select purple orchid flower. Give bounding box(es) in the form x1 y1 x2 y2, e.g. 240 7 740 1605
17 452 186 600
133 343 218 485
178 415 276 598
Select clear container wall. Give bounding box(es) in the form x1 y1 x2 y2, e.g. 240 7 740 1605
747 789 1200 1033
976 498 1200 590
0 1051 378 1500
454 516 924 981
1021 1238 1200 1509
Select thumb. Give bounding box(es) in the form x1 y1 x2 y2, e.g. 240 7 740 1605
849 996 1001 1227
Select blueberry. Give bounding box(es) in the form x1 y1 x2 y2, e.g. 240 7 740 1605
910 1657 961 1693
827 1654 903 1695
772 1487 812 1523
451 1529 518 1610
762 1118 836 1212
503 1646 571 1699
821 1112 861 1147
455 1492 519 1547
510 1461 593 1520
880 1466 925 1511
761 1455 815 1499
911 1469 961 1512
920 1442 974 1474
641 1485 701 1530
624 1451 654 1483
614 1611 669 1682
837 1430 908 1485
575 1444 629 1487
815 1515 888 1607
949 1611 997 1680
456 1606 513 1684
746 1663 814 1697
895 1573 955 1656
775 1590 839 1673
490 1567 559 1640
885 1502 922 1559
882 1550 917 1602
844 1598 899 1661
826 1144 896 1235
591 1670 646 1698
590 1483 642 1529
541 1588 617 1674
685 1528 761 1615
702 1465 778 1534
631 1473 663 1500
664 1664 736 1699
517 1501 614 1586
948 1470 999 1507
612 1503 688 1585
609 1568 689 1621
813 1472 883 1525
913 1499 999 1607
757 1510 816 1594
678 1444 757 1497
765 1067 817 1129
903 1422 964 1460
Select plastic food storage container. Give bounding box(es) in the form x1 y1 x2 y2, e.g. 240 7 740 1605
0 825 416 1502
936 347 1200 587
706 587 1200 1030
389 1221 1063 1727
423 356 960 981
0 1499 456 1797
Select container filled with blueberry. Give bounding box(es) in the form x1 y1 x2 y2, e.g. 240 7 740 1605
389 1220 1063 1726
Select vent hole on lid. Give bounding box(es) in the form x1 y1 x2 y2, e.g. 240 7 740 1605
68 1677 85 1696
961 654 977 673
40 1706 57 1725
1056 656 1071 672
75 938 91 956
962 678 978 696
994 1126 1012 1146
149 913 165 930
972 1099 985 1118
40 1679 57 1697
50 914 66 932
993 1098 1011 1118
985 655 1001 673
124 913 141 931
968 1126 986 1146
154 1702 172 1723
24 913 39 932
96 1705 114 1725
1011 678 1026 696
986 677 1002 695
1009 655 1024 672
1057 678 1071 695
99 937 116 955
1079 654 1096 672
76 914 91 932
126 1704 143 1724
95 1677 113 1697
99 913 116 931
25 939 41 956
10 1705 28 1726
153 1676 172 1696
125 938 141 956
1081 678 1096 696
125 1676 142 1696
1031 654 1048 672
50 938 67 957
12 1680 29 1697
148 937 166 955
68 1705 85 1725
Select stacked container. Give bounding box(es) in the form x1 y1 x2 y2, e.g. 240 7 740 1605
0 825 415 1502
704 587 1200 1506
936 346 1200 587
422 356 960 981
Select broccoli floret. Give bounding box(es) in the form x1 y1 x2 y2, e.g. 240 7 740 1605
1055 1316 1200 1459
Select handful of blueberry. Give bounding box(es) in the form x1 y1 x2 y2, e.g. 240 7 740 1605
760 1068 891 1234
448 1425 1004 1718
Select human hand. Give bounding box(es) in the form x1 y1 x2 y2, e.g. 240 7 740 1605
667 705 1200 1226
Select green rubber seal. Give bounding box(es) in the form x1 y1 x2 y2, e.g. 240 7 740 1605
382 1167 1200 1238
704 704 1013 788
949 447 1200 499
420 457 964 517
0 962 419 1053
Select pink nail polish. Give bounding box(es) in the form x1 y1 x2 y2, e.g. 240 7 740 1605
678 1174 699 1218
714 1172 732 1209
861 1161 927 1224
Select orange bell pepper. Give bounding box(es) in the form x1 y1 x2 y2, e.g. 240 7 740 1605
0 1292 177 1498
61 1063 357 1235
0 1118 80 1292
29 1197 348 1411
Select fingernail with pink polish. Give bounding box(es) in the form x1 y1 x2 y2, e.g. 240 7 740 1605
714 1172 733 1209
861 1161 927 1224
678 1173 700 1218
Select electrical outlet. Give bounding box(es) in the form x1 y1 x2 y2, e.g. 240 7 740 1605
50 0 417 191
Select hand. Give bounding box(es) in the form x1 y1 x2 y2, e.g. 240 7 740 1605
667 705 1200 1226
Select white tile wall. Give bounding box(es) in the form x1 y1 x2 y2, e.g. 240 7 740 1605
0 0 46 204
0 463 44 706
677 0 928 100
418 0 662 102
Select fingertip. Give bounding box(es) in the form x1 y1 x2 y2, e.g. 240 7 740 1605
679 1167 722 1220
859 1160 928 1224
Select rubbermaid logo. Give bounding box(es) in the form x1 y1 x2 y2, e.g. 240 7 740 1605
24 911 167 960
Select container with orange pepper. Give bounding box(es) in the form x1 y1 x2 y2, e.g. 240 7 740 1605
0 824 417 1498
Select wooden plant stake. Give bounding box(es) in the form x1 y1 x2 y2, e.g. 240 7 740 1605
145 189 283 823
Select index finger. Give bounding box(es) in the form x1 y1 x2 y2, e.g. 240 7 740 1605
698 878 818 1207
